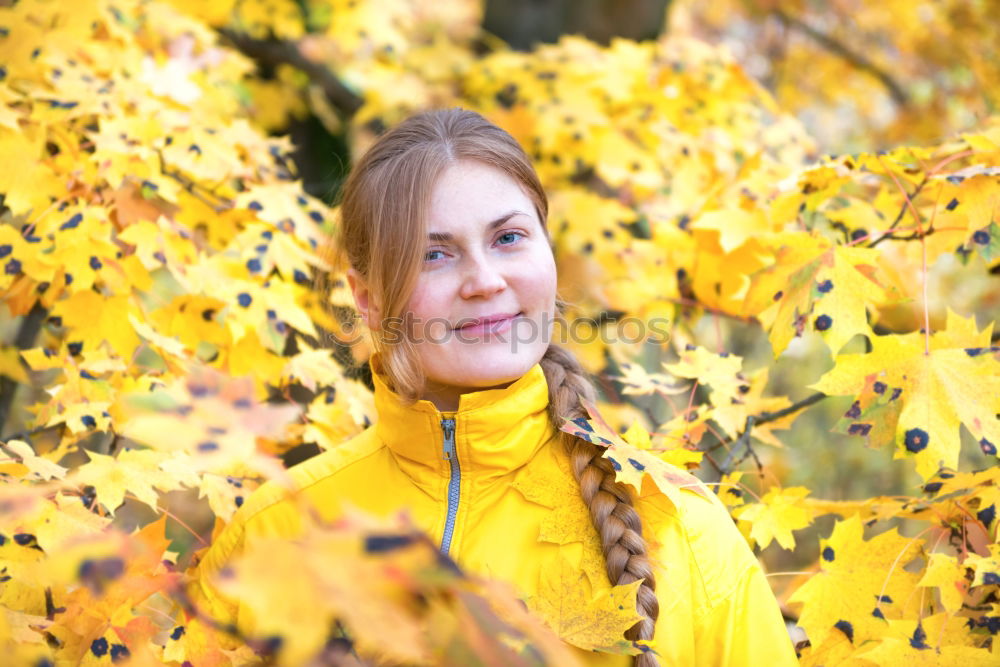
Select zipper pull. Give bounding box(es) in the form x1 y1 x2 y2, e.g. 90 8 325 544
441 418 456 460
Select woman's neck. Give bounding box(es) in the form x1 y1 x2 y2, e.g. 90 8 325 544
421 378 518 412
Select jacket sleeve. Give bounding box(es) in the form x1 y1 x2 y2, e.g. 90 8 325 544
695 561 798 666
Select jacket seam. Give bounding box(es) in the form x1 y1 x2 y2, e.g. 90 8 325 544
693 560 759 621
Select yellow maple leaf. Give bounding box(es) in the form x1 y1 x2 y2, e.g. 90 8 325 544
788 515 923 648
812 310 1000 479
918 553 968 614
528 553 643 654
734 486 813 550
0 440 66 481
559 399 712 508
857 613 994 665
72 450 162 516
663 344 744 408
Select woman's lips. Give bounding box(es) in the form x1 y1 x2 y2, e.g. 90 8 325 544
454 312 522 335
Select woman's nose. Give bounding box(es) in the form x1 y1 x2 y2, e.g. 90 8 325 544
459 254 507 299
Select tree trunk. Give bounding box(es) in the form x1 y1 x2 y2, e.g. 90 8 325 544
482 0 671 50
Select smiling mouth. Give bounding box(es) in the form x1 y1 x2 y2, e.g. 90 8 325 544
454 312 523 332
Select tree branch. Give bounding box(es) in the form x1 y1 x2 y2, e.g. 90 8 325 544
0 302 47 437
216 28 364 118
774 9 909 107
703 391 827 459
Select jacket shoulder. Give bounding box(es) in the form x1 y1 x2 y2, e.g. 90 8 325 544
637 473 759 611
238 426 384 526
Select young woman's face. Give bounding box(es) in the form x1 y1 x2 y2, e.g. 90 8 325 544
405 160 557 410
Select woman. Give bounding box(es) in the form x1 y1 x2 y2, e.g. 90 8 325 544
191 109 797 666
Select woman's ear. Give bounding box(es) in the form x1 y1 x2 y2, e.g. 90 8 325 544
346 267 380 329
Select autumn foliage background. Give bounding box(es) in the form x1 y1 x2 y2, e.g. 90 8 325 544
1 0 1000 664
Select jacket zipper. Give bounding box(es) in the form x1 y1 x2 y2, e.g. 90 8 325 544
439 417 460 556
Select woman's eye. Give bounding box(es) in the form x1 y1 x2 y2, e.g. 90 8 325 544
497 231 523 246
424 249 445 262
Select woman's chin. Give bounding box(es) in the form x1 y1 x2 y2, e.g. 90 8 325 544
423 344 546 390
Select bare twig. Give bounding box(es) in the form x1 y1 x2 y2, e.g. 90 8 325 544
702 391 827 456
216 27 364 117
868 176 927 248
774 9 909 107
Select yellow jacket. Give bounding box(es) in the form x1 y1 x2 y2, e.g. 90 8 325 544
191 360 798 666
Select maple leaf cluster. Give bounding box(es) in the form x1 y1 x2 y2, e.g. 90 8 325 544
1 0 999 664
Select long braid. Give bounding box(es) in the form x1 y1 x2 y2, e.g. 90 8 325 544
539 344 660 667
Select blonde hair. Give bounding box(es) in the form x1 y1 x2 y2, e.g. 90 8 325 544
334 108 659 665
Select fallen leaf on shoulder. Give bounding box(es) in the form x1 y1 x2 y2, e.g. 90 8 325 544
559 399 711 508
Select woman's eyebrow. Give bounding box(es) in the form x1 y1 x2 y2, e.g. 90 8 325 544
427 210 528 242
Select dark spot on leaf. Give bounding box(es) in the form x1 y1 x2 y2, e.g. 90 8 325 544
5 258 22 274
197 441 219 452
110 643 130 662
965 347 987 357
981 438 997 456
984 572 1000 585
248 201 263 211
628 458 645 471
844 401 861 419
81 415 97 429
904 428 928 453
834 620 854 642
922 482 942 494
609 457 621 471
973 230 991 245
201 308 215 322
945 198 959 211
817 279 833 293
364 534 416 553
237 292 252 307
260 636 283 655
91 637 109 657
977 505 995 527
261 230 273 240
873 381 887 394
872 607 885 619
170 626 185 641
847 423 872 436
246 258 261 273
822 546 834 561
976 616 1000 634
909 622 930 649
890 388 902 401
876 594 892 603
309 211 323 223
234 496 243 507
850 229 867 242
814 314 833 331
293 269 310 285
571 417 593 432
13 533 34 546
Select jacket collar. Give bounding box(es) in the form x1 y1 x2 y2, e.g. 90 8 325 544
371 355 557 481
